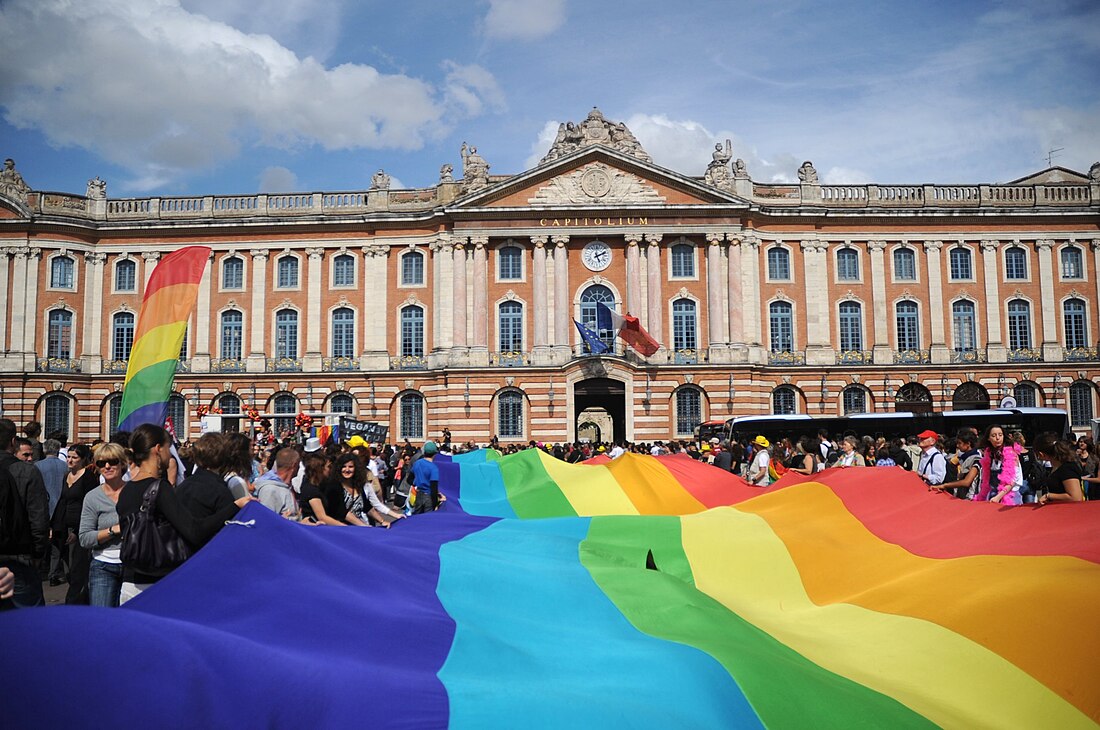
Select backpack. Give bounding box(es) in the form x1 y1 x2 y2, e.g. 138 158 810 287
823 444 840 466
119 480 193 577
0 461 30 555
943 455 959 484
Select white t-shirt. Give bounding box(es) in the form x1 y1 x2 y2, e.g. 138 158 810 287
749 450 771 486
609 445 625 459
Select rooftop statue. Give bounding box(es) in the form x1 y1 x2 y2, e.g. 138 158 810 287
86 176 107 200
0 158 30 197
798 160 819 184
439 164 454 183
460 142 490 193
540 108 651 164
704 139 734 190
370 169 391 190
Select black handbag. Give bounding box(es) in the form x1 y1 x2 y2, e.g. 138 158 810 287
119 479 192 577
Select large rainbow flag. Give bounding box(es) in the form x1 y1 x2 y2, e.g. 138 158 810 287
116 246 210 432
3 451 1098 728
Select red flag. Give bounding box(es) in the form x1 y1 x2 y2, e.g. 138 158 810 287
618 313 660 356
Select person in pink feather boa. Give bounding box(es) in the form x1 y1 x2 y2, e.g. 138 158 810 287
973 424 1024 505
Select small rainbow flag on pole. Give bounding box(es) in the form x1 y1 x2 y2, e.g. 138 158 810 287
116 246 211 433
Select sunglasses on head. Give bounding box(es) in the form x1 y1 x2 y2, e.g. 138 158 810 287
95 458 121 468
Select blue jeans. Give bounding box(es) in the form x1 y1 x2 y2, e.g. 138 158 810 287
0 556 45 610
88 559 123 608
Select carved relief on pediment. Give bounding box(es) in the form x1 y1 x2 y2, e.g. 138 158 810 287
527 163 666 206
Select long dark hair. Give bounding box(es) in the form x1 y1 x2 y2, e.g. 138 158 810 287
130 424 170 466
976 424 1006 457
333 453 367 492
1033 433 1074 465
219 433 254 478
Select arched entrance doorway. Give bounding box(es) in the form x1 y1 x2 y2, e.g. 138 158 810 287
573 377 626 443
952 381 990 410
895 382 933 414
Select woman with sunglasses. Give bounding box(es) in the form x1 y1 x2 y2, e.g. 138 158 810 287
77 443 129 607
53 443 98 604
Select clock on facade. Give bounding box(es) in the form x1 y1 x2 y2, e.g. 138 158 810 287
581 240 612 271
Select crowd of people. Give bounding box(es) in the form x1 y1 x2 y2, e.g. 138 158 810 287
1 416 1094 612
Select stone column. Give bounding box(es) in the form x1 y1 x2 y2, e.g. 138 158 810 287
706 232 726 354
361 244 390 368
923 241 948 363
304 247 324 370
79 252 106 373
471 237 488 358
1036 239 1060 360
980 240 1005 362
645 234 663 350
247 248 268 371
625 232 643 317
0 249 9 360
8 248 28 357
552 235 570 361
141 251 160 289
452 239 468 353
727 236 745 359
22 247 41 371
742 235 763 354
531 236 549 351
868 241 891 364
800 239 834 365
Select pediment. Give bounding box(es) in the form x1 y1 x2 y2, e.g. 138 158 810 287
1006 166 1089 185
0 191 31 219
450 146 748 209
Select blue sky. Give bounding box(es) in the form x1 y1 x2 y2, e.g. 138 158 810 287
1 0 1097 197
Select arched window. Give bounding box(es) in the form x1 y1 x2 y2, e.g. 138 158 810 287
106 394 123 437
167 394 187 435
949 246 972 280
1013 382 1037 408
498 246 522 280
1063 298 1088 349
895 301 920 350
220 310 243 360
767 247 790 280
401 250 425 286
672 299 697 351
1061 246 1084 279
952 300 977 352
50 256 74 288
330 393 354 415
222 256 244 289
893 247 916 281
275 309 298 359
276 256 298 288
498 391 524 438
675 387 702 436
772 386 797 415
273 393 297 435
838 301 862 352
769 301 793 353
333 254 355 287
219 393 241 414
331 307 355 358
842 386 867 415
47 309 73 359
1069 382 1094 427
579 284 615 349
836 248 859 280
670 243 695 278
44 393 71 438
115 259 136 292
952 382 990 411
400 305 424 357
895 382 933 414
1005 247 1027 280
399 392 424 439
1007 299 1032 350
112 312 135 360
498 301 523 353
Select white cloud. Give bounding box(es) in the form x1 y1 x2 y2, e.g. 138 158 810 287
523 120 561 169
821 167 871 185
0 0 505 190
180 0 344 61
483 0 565 40
259 166 297 192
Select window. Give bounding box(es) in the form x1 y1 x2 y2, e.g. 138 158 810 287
275 309 298 359
115 259 136 292
769 301 793 353
579 284 616 349
672 299 697 351
276 256 298 288
44 393 70 438
895 301 920 350
1064 298 1088 349
670 243 695 278
167 395 186 435
675 388 702 437
1005 247 1027 280
112 312 135 360
331 307 355 358
772 386 796 415
399 392 424 439
949 246 972 280
178 325 188 360
222 257 244 289
47 310 73 359
219 394 241 414
498 246 522 281
273 394 296 435
50 256 74 289
333 254 355 287
1007 299 1032 350
836 248 859 281
893 247 916 281
498 391 524 438
106 394 123 437
1061 246 1084 279
401 250 425 286
498 301 523 353
838 301 863 352
952 300 977 352
400 305 424 357
330 393 354 415
1069 382 1094 428
843 386 867 415
1013 383 1037 408
767 247 790 280
220 310 243 360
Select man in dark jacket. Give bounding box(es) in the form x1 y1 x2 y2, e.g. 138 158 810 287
0 418 50 609
177 433 235 520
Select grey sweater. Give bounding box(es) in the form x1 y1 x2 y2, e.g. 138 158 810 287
78 486 122 558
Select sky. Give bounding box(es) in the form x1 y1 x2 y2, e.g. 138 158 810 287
0 0 1097 197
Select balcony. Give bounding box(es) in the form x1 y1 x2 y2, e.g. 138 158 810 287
176 359 191 373
1064 346 1098 362
266 357 302 372
490 351 528 367
836 350 873 365
768 349 806 366
1007 348 1042 362
210 358 246 373
36 357 82 373
390 354 427 370
103 359 129 374
323 356 360 372
673 348 699 365
951 348 987 364
893 349 931 365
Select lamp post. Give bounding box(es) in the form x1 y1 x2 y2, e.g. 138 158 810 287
820 374 830 413
644 374 652 403
1052 374 1064 408
547 377 556 406
463 377 471 406
941 376 950 411
728 373 736 405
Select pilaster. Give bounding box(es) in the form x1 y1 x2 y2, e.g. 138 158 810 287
706 232 729 362
1036 239 1061 361
361 243 390 368
980 240 1006 362
531 236 549 351
247 248 268 372
141 251 160 289
868 241 892 365
470 237 489 364
189 251 213 373
21 246 40 371
923 241 949 364
726 236 747 361
303 246 325 371
0 249 9 361
625 232 642 317
800 239 834 364
552 235 571 362
741 235 764 361
451 239 468 354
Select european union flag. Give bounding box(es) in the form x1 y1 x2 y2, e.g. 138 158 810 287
574 319 609 354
